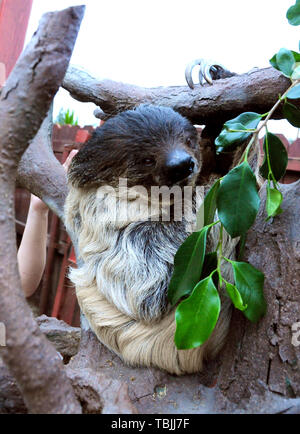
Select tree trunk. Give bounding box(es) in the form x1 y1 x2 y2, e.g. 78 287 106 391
215 180 300 413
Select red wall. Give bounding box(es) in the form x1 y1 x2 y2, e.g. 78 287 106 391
0 0 33 85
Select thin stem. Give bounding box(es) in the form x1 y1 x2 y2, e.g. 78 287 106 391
206 219 220 229
237 79 300 167
228 128 257 133
244 140 253 162
256 79 300 134
217 224 224 286
237 136 255 165
260 111 270 118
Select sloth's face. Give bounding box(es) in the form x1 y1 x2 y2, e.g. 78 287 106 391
68 105 201 190
125 133 200 189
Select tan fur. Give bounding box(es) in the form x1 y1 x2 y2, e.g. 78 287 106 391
73 281 232 375
65 184 238 375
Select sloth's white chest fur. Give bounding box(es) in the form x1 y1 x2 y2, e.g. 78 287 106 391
65 185 197 323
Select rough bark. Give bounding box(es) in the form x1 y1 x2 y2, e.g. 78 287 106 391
0 317 137 414
62 66 297 124
0 357 27 414
66 327 138 414
36 315 80 359
0 6 85 414
215 180 300 413
17 108 68 220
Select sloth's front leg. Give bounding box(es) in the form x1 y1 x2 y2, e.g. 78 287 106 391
185 58 237 89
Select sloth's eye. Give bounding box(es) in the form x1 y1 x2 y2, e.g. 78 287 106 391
141 158 155 167
186 137 192 146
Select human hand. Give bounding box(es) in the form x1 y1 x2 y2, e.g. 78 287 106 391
29 194 49 214
28 150 78 215
63 149 78 172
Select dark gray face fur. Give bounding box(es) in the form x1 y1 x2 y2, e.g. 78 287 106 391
68 104 201 190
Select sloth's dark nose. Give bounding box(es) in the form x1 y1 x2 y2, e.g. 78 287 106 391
164 150 195 183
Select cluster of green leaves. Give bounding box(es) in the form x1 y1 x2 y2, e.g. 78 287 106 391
168 178 266 349
55 108 79 126
168 1 300 350
270 49 300 128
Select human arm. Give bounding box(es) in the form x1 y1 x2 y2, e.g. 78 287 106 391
17 194 49 298
18 149 78 298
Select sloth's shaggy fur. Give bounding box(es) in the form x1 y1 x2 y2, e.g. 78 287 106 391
65 105 240 375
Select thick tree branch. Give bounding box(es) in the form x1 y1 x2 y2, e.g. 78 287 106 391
62 66 297 124
17 108 68 220
216 180 300 413
0 6 85 413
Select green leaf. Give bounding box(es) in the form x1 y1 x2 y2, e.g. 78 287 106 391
224 281 247 311
283 100 300 127
197 179 221 228
215 112 261 148
287 83 300 99
225 112 262 129
287 1 300 26
266 187 283 220
269 53 278 70
55 108 78 126
216 162 260 238
275 48 295 77
174 276 221 349
225 122 251 132
230 261 266 323
269 48 300 77
215 129 248 149
168 226 210 306
291 51 300 62
292 65 300 79
259 133 288 181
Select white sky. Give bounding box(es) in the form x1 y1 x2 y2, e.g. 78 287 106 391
25 0 300 138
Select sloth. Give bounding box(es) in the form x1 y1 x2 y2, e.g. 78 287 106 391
65 104 240 375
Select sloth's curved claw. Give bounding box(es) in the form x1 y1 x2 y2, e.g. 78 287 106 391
202 62 214 85
185 58 230 89
185 58 203 89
